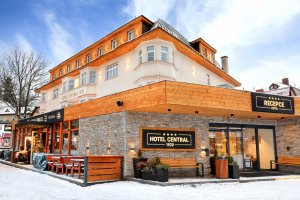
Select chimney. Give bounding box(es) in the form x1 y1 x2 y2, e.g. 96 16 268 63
221 56 229 74
282 78 289 85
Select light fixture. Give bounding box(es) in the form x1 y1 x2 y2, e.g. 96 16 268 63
201 147 209 156
230 114 234 118
116 100 123 107
130 145 135 151
168 109 171 112
281 117 285 120
195 111 199 114
258 116 261 119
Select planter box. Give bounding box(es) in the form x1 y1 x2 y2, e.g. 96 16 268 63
133 158 148 178
215 159 228 179
228 165 240 179
141 169 169 182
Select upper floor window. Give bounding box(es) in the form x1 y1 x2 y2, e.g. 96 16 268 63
128 30 134 41
106 63 118 80
86 54 91 63
74 77 80 88
69 80 74 90
76 60 80 69
59 69 63 77
81 72 87 86
207 74 211 86
138 50 142 65
203 48 207 58
111 40 117 50
90 71 96 84
209 53 213 63
53 88 59 99
161 46 169 62
98 47 103 57
52 73 57 81
41 93 46 102
62 81 67 93
67 64 71 73
147 46 154 61
172 51 175 64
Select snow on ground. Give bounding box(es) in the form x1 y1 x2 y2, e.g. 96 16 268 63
0 163 300 200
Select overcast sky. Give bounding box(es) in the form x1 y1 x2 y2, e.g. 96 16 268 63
1 0 300 90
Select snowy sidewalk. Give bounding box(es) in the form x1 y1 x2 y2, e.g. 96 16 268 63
1 163 300 200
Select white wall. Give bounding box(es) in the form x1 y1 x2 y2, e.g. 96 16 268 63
39 39 234 112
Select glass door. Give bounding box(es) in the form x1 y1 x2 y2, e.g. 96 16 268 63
228 129 243 168
242 128 258 170
258 128 275 170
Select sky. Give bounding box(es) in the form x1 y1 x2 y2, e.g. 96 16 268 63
0 0 300 90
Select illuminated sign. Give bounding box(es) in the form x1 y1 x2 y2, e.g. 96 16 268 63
251 93 294 114
4 125 11 131
141 128 196 150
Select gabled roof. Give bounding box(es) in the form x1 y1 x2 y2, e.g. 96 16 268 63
151 19 192 48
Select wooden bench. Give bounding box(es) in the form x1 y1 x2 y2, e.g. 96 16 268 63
270 156 300 170
160 158 204 177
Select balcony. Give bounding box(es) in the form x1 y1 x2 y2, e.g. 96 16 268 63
60 84 97 103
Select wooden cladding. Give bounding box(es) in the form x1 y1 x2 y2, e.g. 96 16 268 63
84 155 123 184
64 81 300 121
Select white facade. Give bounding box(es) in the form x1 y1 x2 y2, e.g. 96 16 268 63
39 39 233 113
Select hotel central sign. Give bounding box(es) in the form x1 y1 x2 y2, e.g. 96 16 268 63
251 92 294 114
140 128 196 150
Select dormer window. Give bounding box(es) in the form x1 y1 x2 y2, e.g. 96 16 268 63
128 30 134 41
112 40 117 50
269 84 279 90
67 64 71 73
52 73 57 80
209 53 214 63
98 47 103 57
59 69 63 77
203 48 207 58
76 60 80 69
86 54 91 63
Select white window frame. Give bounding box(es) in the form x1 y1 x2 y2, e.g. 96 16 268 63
111 40 117 50
53 88 59 99
172 51 175 64
203 48 207 58
67 64 71 73
105 63 118 80
98 47 103 57
41 93 46 102
138 50 142 65
62 81 67 93
52 73 57 80
89 71 96 84
207 74 211 86
161 46 169 62
76 60 80 69
86 54 91 63
59 69 63 77
128 30 134 41
69 80 74 90
81 72 87 86
209 53 213 63
147 46 154 61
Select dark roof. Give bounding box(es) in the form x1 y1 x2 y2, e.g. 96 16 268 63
150 19 193 48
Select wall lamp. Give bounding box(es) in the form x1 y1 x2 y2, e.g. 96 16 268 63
116 100 123 107
130 145 135 151
230 114 234 118
201 147 209 156
168 109 171 112
258 116 261 119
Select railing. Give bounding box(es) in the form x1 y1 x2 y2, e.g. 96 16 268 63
60 84 96 102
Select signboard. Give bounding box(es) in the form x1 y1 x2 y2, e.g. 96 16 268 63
140 128 196 150
4 125 12 131
18 109 64 124
251 92 294 114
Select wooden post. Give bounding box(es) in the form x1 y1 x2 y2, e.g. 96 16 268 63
45 128 49 153
59 122 63 154
68 120 71 155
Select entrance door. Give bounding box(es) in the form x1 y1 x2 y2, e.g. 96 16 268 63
228 129 243 168
242 128 259 170
258 128 275 170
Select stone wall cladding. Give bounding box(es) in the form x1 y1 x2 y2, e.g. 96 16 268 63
79 111 286 177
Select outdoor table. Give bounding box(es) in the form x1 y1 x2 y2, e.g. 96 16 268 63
70 158 85 178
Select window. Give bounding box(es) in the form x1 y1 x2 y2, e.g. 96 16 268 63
161 46 169 62
52 73 57 80
76 60 80 69
98 47 103 57
80 99 86 103
209 53 214 63
59 69 63 77
69 80 74 90
203 48 207 58
86 54 91 63
207 74 211 86
90 71 96 84
106 63 118 80
74 77 80 88
172 51 175 64
138 50 142 65
41 93 46 102
53 88 59 99
62 81 67 93
128 30 134 41
81 72 87 86
111 40 117 50
67 64 71 73
147 46 154 61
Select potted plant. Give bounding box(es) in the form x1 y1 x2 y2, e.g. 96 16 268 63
215 153 228 179
228 160 240 179
133 148 148 178
210 150 218 175
138 157 169 182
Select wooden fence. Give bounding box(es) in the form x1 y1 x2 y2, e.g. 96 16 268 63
84 155 123 186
